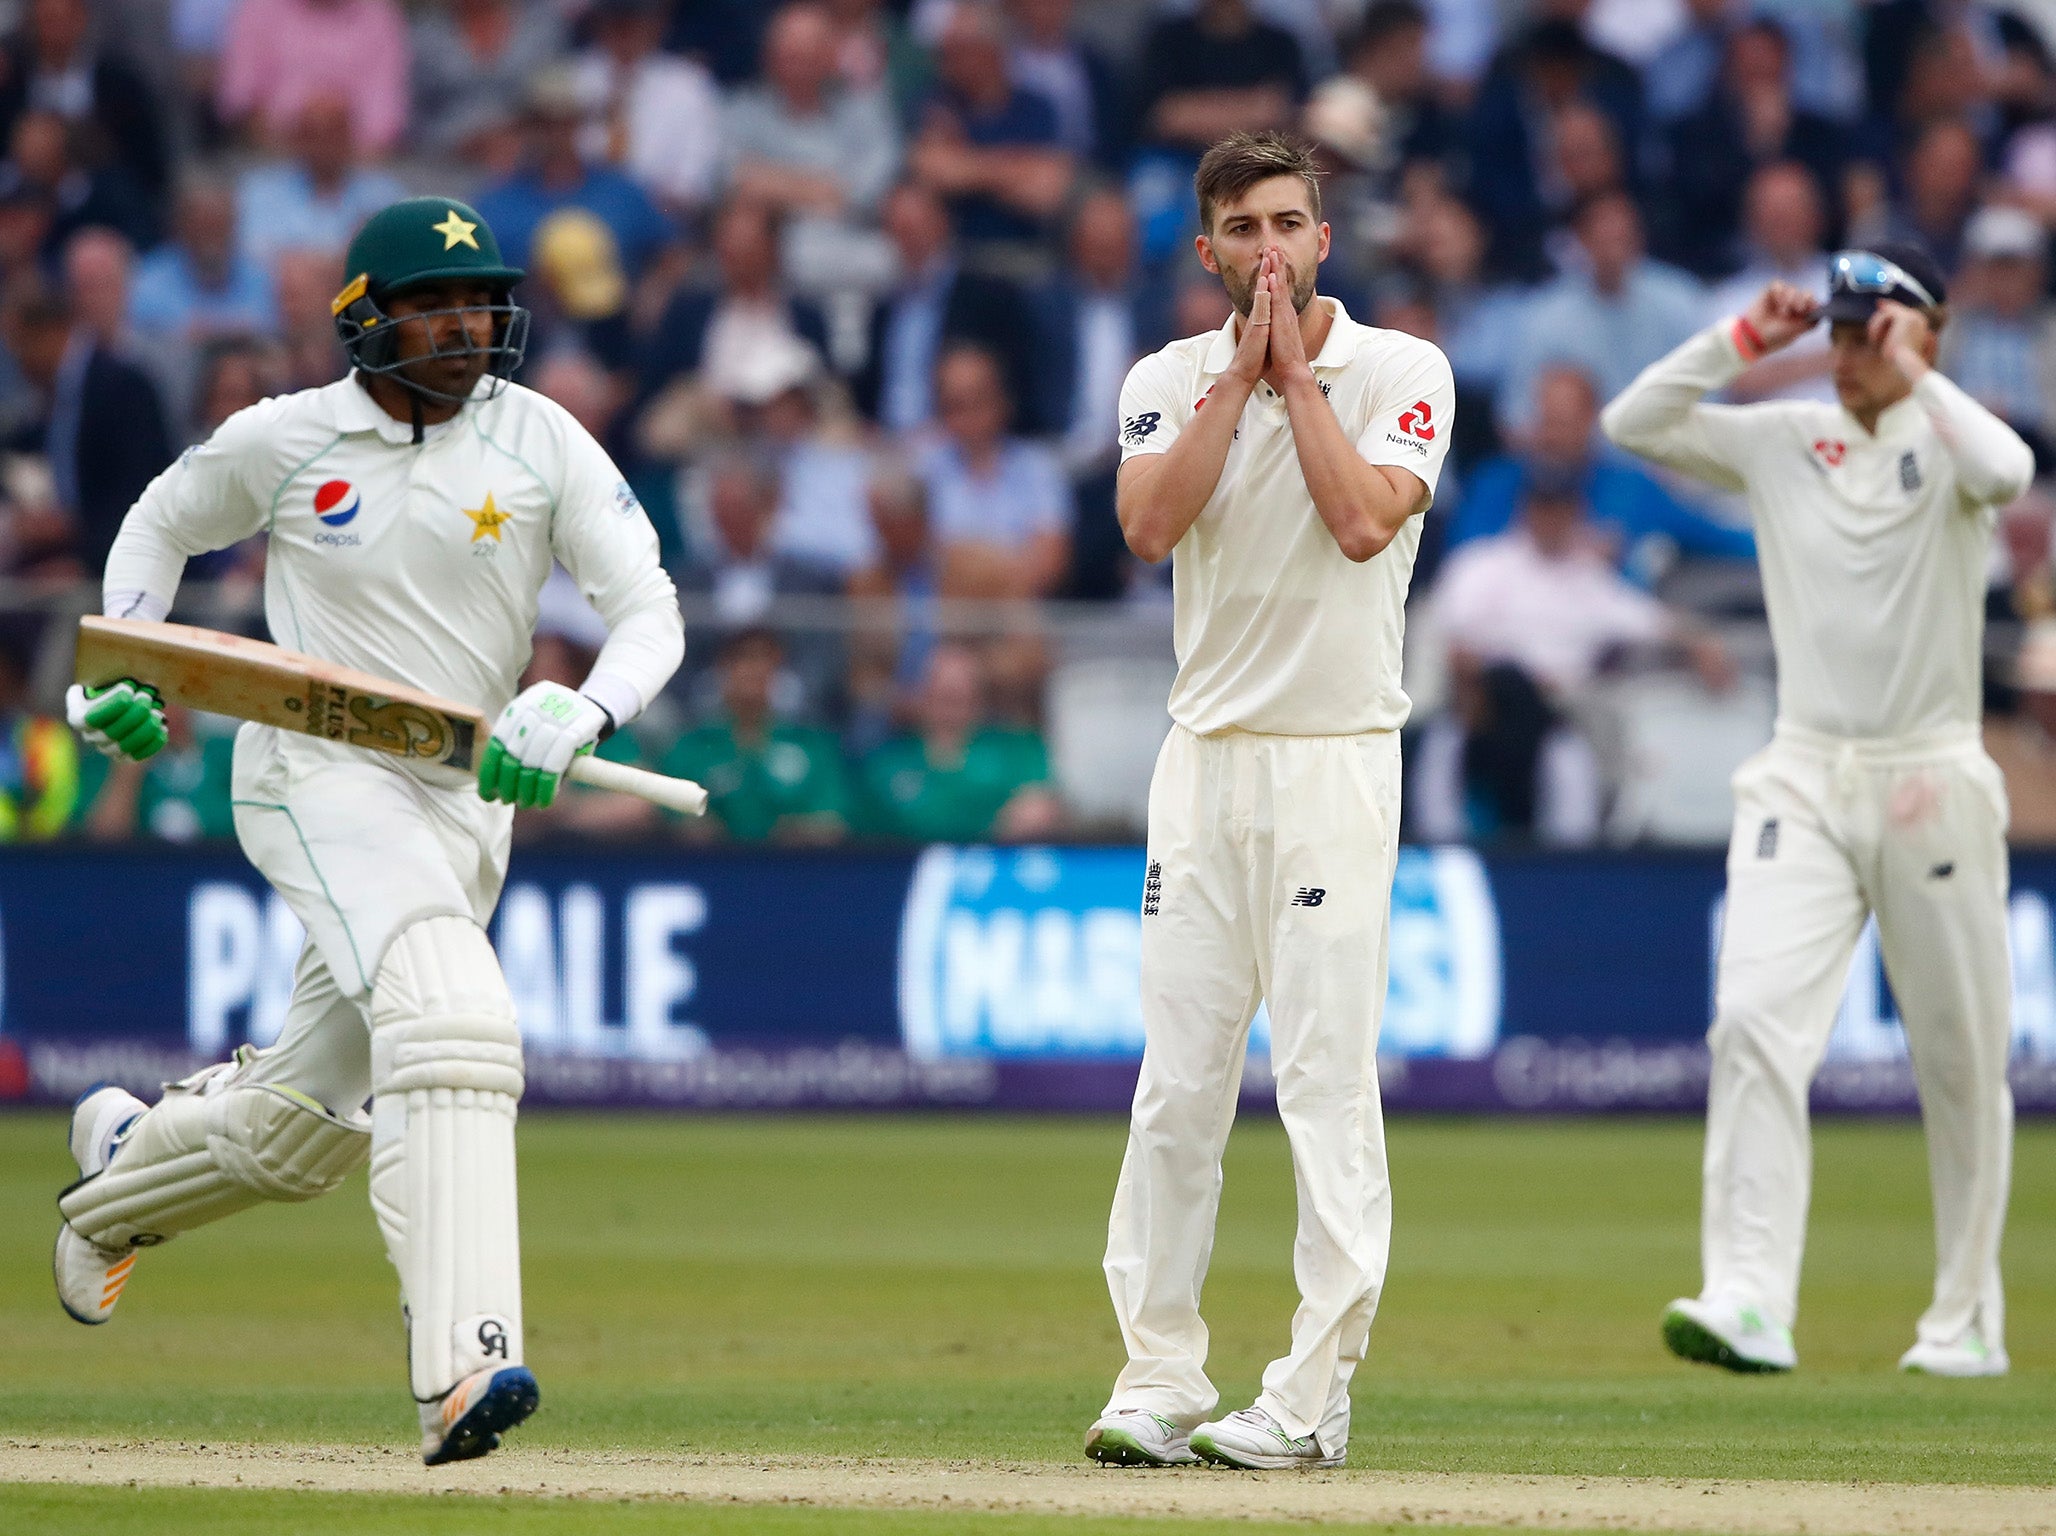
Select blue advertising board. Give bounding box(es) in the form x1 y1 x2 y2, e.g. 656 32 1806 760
2 844 2053 1113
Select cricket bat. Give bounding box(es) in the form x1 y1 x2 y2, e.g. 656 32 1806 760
75 615 709 816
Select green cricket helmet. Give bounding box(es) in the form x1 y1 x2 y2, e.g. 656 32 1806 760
332 196 530 403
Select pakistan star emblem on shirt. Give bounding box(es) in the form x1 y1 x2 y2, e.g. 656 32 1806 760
463 491 511 542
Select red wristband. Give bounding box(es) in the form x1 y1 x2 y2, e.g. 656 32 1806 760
1731 315 1766 362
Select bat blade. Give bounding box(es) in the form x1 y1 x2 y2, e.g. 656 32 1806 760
76 615 484 771
75 615 709 816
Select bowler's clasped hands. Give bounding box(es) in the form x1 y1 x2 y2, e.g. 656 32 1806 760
1223 247 1315 399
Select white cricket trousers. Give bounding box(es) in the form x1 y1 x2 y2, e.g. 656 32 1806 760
223 724 513 1111
1705 723 2013 1349
1104 724 1401 1456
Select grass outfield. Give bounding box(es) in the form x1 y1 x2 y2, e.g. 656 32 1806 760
1 1112 2051 1531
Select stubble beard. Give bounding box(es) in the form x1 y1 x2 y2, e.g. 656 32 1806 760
398 341 491 400
1223 257 1317 318
401 360 488 401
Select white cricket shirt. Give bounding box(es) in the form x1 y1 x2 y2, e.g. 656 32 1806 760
103 375 683 781
1118 298 1455 736
1603 324 2034 740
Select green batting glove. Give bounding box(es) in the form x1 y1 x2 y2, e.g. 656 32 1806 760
479 683 608 808
478 735 521 805
66 680 167 761
477 736 599 808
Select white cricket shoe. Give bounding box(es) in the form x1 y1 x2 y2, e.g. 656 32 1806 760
53 1084 147 1325
1190 1407 1342 1470
1900 1334 2009 1378
1661 1295 1796 1373
1084 1408 1199 1467
421 1364 541 1465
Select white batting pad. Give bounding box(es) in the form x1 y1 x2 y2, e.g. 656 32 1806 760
59 1065 370 1249
369 914 526 1403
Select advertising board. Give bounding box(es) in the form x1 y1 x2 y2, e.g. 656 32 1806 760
4 845 2053 1113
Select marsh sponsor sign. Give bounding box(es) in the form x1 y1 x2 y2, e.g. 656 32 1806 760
2 846 2055 1111
894 845 1501 1062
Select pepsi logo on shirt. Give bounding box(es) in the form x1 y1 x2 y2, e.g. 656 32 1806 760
314 480 360 526
312 479 364 547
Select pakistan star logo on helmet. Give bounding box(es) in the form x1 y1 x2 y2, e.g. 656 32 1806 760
331 195 530 406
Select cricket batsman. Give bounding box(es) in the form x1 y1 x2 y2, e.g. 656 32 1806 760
1604 243 2027 1377
1085 132 1453 1470
51 197 684 1460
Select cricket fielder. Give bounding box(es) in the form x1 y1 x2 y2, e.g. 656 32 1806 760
1604 242 2027 1377
51 197 684 1460
1085 132 1453 1471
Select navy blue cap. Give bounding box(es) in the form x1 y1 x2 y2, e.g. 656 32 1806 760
1822 241 1948 324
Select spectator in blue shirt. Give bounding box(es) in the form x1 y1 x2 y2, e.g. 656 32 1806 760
1405 193 1526 449
1938 204 2056 468
472 66 673 278
236 91 407 270
129 174 276 341
1005 0 1123 170
853 180 1045 440
1497 189 1705 434
1644 0 1733 125
908 2 1073 256
1452 363 1753 586
920 342 1072 598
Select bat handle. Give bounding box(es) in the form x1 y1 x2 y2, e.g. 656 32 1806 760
567 754 710 816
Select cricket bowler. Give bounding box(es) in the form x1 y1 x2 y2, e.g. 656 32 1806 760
51 197 684 1460
1085 132 1454 1470
1604 242 2028 1377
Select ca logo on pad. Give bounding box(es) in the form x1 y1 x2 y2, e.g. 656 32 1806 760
314 479 361 527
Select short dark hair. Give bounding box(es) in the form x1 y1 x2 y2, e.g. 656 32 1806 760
717 624 784 664
3 276 69 330
1522 19 1590 68
1194 130 1324 235
1735 15 1792 55
1352 0 1427 55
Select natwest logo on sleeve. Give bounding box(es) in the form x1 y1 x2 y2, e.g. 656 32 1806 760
1384 399 1435 455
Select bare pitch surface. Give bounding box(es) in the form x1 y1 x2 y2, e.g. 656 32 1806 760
1 1114 2050 1532
4 1442 2054 1535
0 1485 1657 1536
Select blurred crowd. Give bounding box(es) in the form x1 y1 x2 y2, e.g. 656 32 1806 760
7 0 2056 846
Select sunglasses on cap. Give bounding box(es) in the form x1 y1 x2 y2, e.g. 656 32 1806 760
1828 250 1939 311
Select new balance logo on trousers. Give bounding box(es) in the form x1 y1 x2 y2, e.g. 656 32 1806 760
1144 865 1329 913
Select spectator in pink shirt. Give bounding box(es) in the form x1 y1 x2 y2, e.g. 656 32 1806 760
216 0 409 158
